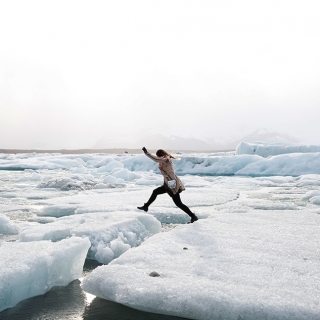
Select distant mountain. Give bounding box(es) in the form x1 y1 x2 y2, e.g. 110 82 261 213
220 128 300 150
93 129 300 151
201 128 300 150
140 134 213 150
93 133 212 151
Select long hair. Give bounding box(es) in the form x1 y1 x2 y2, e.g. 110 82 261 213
156 149 179 160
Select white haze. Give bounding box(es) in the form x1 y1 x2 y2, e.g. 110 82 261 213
0 0 320 149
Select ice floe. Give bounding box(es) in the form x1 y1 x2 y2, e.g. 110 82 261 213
19 211 161 264
0 237 90 312
82 210 320 320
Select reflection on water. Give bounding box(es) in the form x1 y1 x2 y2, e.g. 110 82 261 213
83 297 185 320
0 280 86 320
0 260 185 320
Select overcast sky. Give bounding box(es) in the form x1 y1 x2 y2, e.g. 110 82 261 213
1 0 320 149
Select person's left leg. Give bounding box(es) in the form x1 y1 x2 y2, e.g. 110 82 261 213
137 186 167 212
172 193 198 222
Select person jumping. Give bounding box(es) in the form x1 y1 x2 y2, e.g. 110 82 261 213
137 147 198 223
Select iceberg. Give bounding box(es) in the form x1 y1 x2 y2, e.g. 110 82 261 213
236 141 320 157
0 237 90 312
235 152 320 176
2 147 320 176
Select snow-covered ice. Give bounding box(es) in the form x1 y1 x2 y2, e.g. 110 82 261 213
19 211 161 264
0 213 21 234
235 152 320 176
236 141 320 157
1 144 320 318
0 237 90 312
0 154 85 170
82 210 320 320
2 145 320 176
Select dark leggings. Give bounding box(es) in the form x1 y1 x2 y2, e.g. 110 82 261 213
145 186 194 217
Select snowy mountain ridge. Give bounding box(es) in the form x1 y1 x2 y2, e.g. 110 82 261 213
94 128 300 151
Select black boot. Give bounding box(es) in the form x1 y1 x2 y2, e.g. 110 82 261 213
137 203 148 212
190 214 198 223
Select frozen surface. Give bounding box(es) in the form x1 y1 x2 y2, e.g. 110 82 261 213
0 237 90 312
0 213 21 234
235 152 320 176
236 141 320 157
19 211 161 264
0 154 84 170
1 147 320 176
1 150 320 318
29 182 238 224
82 211 320 320
302 190 320 205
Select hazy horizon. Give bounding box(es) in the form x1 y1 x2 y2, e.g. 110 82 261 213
1 0 320 149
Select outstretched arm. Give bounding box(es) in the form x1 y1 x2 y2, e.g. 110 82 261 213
142 147 165 163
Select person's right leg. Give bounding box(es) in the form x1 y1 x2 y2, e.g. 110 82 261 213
137 186 167 212
172 193 198 223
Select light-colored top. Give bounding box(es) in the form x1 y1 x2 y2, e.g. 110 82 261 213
145 151 185 195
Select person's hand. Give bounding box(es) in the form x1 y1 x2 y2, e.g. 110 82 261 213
142 147 147 153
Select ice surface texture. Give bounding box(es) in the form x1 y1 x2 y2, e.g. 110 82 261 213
1 146 320 318
0 213 21 234
0 237 90 312
236 141 320 157
2 147 320 176
19 212 161 264
82 213 320 320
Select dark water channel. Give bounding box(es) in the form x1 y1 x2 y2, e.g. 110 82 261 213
0 260 185 320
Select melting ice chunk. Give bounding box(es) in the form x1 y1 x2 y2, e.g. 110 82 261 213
0 237 90 312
